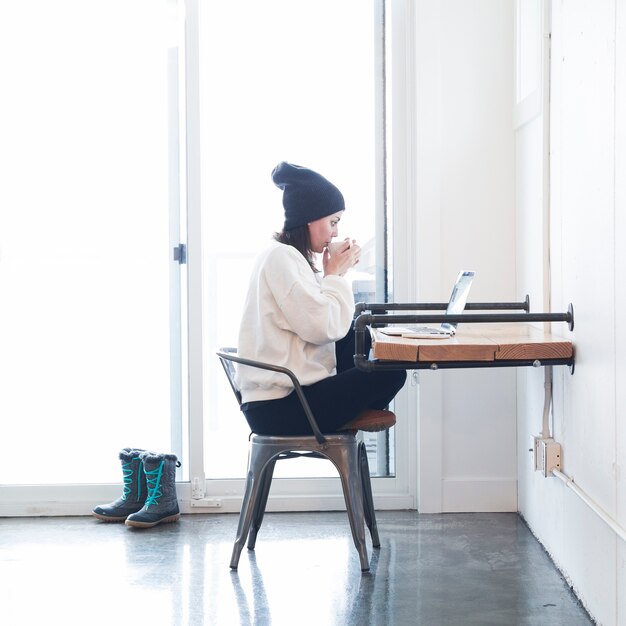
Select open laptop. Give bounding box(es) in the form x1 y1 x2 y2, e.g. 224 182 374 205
380 270 475 339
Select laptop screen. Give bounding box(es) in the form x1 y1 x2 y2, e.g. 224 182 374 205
441 270 475 331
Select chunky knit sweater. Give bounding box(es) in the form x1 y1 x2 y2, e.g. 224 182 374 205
236 240 355 404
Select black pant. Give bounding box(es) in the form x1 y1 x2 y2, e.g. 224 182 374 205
242 327 407 436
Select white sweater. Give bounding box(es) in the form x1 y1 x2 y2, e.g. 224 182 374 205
236 240 355 404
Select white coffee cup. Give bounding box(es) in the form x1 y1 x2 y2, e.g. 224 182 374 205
327 239 352 256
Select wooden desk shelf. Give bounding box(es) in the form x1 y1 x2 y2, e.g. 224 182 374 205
371 324 573 364
353 299 575 373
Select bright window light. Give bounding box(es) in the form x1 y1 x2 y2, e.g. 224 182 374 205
199 0 391 479
0 0 180 484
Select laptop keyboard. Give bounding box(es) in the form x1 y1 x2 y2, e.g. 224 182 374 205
404 325 450 335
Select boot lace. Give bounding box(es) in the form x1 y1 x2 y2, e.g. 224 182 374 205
144 460 165 507
121 456 143 501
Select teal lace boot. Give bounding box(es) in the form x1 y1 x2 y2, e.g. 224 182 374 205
125 452 181 528
92 448 147 522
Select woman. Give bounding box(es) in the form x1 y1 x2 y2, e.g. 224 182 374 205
236 161 406 435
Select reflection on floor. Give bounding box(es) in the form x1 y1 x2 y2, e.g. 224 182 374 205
0 512 592 626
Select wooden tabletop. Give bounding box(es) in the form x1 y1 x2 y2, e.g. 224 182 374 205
371 323 574 363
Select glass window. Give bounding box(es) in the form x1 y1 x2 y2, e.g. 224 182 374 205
0 0 185 484
199 0 394 479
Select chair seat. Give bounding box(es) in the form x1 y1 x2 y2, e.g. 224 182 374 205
251 431 360 447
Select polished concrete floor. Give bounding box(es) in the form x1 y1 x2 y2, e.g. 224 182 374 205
0 511 592 626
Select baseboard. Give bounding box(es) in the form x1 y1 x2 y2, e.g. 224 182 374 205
0 486 416 517
1 479 513 517
442 478 518 512
181 492 416 514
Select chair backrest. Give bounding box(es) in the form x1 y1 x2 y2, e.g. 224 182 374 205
217 347 243 406
216 347 327 445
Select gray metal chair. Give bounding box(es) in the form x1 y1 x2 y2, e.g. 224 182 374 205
217 347 380 571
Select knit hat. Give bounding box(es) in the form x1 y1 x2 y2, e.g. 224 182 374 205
272 161 345 230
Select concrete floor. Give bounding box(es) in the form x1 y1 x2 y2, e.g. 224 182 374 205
0 511 592 626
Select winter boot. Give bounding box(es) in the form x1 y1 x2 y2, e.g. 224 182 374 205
125 452 181 528
92 448 147 522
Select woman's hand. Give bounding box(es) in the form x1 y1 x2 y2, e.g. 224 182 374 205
323 239 360 276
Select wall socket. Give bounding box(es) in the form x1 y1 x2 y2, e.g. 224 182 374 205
191 476 206 500
533 436 562 477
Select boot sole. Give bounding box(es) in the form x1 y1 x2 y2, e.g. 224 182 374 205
92 512 128 522
125 513 181 528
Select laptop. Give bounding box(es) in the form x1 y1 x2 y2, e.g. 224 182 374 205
380 270 475 339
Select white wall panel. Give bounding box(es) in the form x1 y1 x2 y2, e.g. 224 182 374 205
518 1 623 624
615 0 626 617
553 3 618 623
555 0 616 520
437 0 516 513
414 0 516 512
414 0 444 513
438 2 516 298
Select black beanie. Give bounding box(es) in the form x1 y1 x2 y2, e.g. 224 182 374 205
272 162 345 230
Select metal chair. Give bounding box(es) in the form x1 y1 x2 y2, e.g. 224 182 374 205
217 347 380 571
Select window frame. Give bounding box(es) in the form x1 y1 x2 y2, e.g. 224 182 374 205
182 0 418 514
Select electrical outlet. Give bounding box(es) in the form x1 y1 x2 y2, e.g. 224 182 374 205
533 436 544 473
533 436 562 477
191 476 205 500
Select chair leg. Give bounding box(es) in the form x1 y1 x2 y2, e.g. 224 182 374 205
333 445 369 571
230 467 258 569
247 459 276 550
231 444 279 569
359 442 380 548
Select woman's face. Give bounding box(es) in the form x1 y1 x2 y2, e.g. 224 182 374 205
307 211 344 254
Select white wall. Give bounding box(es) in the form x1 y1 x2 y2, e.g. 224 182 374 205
409 0 625 621
517 1 626 624
413 0 517 512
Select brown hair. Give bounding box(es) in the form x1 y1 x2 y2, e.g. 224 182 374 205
273 225 318 272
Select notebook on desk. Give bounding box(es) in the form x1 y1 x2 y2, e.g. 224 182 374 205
379 270 476 339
